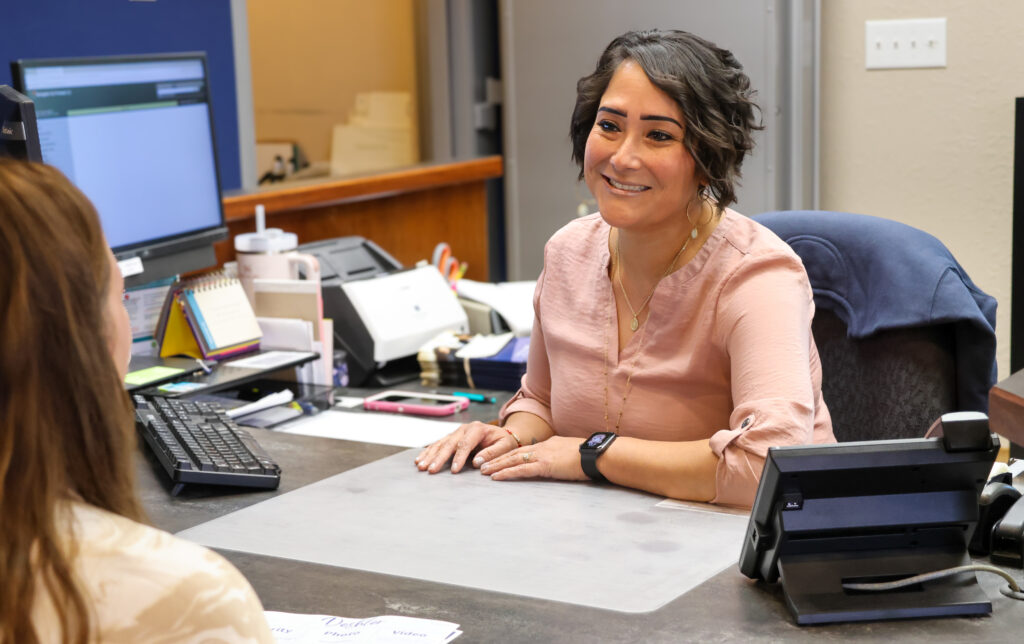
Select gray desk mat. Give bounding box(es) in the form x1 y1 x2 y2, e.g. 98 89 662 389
176 450 749 613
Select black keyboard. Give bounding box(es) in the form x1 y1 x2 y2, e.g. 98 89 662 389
133 394 281 495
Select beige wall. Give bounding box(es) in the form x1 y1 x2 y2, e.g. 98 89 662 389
247 0 418 163
821 1 1024 378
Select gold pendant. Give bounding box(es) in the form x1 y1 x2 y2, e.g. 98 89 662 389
630 316 639 331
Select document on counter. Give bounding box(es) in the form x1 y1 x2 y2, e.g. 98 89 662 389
455 279 536 336
266 611 461 643
276 409 459 447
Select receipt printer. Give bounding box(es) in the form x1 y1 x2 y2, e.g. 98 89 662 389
299 236 469 386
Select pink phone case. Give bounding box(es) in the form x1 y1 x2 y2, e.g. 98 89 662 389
363 393 469 417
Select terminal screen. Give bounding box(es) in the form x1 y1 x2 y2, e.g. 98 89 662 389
15 56 223 252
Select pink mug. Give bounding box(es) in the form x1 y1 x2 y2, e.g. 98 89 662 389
236 251 320 303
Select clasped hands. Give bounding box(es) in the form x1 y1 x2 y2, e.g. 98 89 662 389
415 421 589 481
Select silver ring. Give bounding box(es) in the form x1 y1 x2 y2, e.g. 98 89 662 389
522 452 531 463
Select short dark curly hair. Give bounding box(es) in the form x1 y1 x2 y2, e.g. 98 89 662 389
570 29 762 212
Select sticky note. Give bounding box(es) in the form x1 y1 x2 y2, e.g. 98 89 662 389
124 365 185 386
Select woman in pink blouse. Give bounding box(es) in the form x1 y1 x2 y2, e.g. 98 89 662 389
416 29 834 508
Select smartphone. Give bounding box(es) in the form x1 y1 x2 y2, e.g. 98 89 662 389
363 391 470 417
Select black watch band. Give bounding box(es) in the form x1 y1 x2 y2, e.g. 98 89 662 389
580 432 617 482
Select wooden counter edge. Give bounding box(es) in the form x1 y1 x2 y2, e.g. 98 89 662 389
989 381 1024 450
222 156 503 220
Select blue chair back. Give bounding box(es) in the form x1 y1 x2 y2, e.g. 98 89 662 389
755 210 997 441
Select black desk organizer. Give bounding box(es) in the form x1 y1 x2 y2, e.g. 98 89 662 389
740 417 1000 625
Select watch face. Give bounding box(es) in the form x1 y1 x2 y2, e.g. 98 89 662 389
584 432 613 450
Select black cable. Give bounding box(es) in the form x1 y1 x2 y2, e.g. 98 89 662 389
842 564 1024 601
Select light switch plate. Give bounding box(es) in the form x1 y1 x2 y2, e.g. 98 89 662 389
865 18 947 70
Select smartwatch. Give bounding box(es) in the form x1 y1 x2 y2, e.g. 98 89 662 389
580 432 617 482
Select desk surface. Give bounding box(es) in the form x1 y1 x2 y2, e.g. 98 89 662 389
137 405 1024 643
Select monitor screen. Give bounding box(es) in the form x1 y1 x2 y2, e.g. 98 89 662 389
12 53 226 282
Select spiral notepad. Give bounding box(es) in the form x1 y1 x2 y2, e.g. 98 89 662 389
156 274 262 360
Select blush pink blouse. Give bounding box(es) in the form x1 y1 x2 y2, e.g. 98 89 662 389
499 210 835 507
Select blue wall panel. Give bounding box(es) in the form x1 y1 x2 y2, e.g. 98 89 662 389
1 0 242 190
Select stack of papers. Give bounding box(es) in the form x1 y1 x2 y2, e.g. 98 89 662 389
430 333 529 391
266 611 461 643
465 336 529 391
455 279 535 336
277 409 459 448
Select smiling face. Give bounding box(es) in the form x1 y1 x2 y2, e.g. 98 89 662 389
583 59 701 234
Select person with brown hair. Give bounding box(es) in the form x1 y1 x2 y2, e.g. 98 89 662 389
417 29 835 507
0 158 273 643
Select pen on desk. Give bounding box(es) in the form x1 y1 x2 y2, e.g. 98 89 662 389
452 391 497 404
195 359 212 374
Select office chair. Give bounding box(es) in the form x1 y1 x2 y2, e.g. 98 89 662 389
755 210 997 442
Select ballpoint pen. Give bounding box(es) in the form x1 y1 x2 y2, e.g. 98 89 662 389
451 391 497 404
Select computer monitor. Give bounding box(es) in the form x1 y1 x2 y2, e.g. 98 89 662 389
0 85 41 161
739 432 999 625
11 52 227 286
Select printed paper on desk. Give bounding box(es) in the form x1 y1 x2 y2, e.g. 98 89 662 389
227 350 314 370
277 409 458 447
297 318 333 386
253 278 323 340
258 317 314 351
265 611 461 643
455 279 536 336
454 332 513 359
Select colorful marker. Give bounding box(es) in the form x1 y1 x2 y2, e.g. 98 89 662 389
451 391 497 404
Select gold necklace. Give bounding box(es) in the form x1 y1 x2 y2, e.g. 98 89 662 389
614 205 705 332
603 305 650 433
604 199 715 430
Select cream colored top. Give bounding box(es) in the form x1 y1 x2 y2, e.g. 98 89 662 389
32 501 274 643
500 211 835 507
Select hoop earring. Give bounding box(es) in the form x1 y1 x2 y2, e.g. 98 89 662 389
685 190 699 228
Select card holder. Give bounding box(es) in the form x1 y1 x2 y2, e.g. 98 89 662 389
155 274 262 360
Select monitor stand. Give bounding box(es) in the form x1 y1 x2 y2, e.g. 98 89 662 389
778 547 991 625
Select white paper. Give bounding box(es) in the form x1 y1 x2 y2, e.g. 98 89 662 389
454 332 514 359
455 279 536 336
1008 458 1024 479
297 318 332 386
228 350 315 370
265 611 461 643
334 396 365 409
655 497 750 516
125 279 173 341
277 410 459 447
258 317 315 351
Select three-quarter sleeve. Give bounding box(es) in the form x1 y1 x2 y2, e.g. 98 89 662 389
708 252 820 507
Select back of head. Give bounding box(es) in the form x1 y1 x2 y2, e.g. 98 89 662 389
0 158 142 643
570 29 762 211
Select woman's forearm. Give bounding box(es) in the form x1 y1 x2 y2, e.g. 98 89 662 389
596 437 719 502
